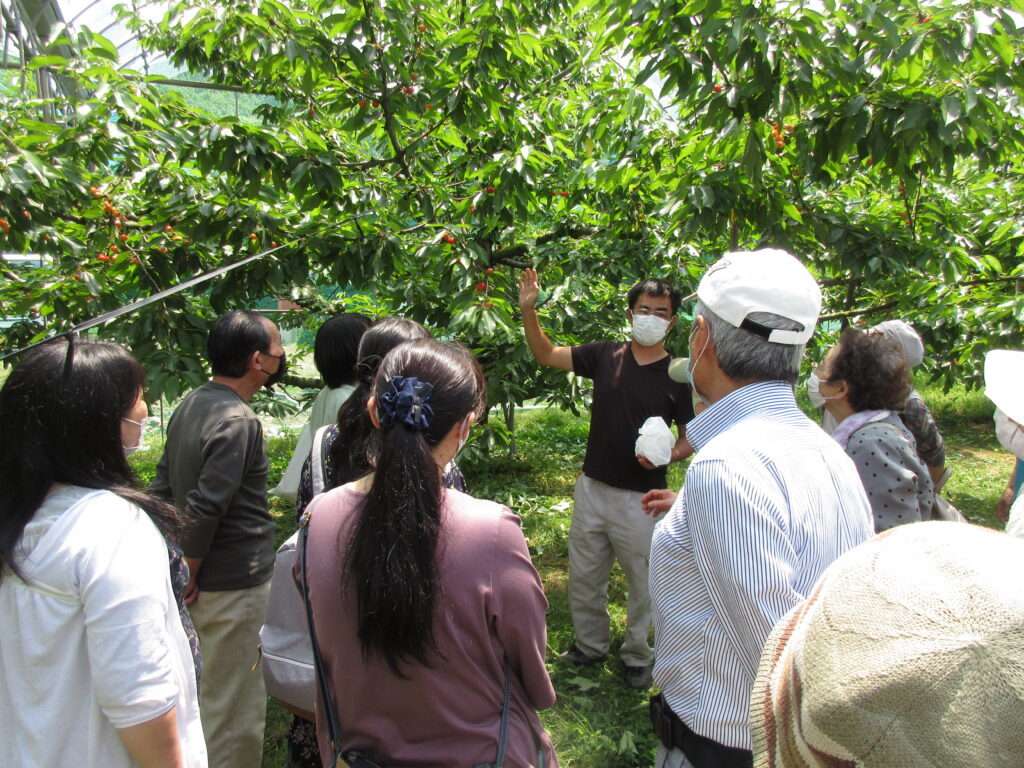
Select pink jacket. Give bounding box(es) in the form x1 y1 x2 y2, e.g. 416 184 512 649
300 484 557 768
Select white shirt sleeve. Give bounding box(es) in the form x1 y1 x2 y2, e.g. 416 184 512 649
74 495 179 728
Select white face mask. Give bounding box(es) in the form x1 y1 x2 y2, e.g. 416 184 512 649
995 408 1024 460
631 314 671 347
806 372 841 410
121 417 146 456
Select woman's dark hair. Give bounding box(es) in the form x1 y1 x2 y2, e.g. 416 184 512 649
314 313 371 389
207 309 271 378
0 340 181 584
345 339 484 675
327 317 431 484
828 328 911 412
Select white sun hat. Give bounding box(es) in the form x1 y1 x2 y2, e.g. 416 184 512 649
984 349 1024 426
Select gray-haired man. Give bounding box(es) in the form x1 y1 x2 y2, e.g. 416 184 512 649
643 249 874 768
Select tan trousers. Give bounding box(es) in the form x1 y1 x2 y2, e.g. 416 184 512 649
568 474 658 667
189 581 272 768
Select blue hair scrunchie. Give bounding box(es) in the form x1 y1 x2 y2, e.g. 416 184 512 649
378 375 434 431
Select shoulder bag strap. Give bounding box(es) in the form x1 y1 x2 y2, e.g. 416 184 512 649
494 655 511 768
299 504 345 756
311 425 331 496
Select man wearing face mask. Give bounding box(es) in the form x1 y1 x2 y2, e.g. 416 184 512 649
984 350 1024 537
518 268 694 690
150 309 285 768
642 249 873 768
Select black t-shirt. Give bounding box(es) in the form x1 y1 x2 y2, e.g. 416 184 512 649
571 341 694 493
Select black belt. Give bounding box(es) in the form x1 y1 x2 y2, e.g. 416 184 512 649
649 694 753 768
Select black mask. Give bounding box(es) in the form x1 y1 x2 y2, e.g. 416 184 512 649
263 351 287 388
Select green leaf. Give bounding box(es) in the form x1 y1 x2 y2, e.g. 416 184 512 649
941 95 962 126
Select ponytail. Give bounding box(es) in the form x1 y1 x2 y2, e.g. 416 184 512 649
343 341 481 676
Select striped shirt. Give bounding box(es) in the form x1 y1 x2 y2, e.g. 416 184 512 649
650 380 873 750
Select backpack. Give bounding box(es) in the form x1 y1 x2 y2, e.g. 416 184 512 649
259 425 331 715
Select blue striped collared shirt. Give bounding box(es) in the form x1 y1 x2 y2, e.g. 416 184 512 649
650 380 874 750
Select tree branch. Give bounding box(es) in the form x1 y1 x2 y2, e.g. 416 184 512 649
819 301 898 321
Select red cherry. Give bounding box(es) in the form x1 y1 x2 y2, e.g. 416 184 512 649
487 185 496 194
120 233 129 241
713 84 723 93
486 267 494 273
560 191 569 197
165 224 173 231
474 282 486 291
372 100 380 108
114 219 122 229
358 100 367 107
97 254 110 262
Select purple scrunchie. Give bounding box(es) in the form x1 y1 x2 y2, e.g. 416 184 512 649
378 375 434 431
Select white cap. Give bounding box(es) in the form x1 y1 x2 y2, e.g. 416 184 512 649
871 319 925 368
985 349 1024 426
690 248 821 345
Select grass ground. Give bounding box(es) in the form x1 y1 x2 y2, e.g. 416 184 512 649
131 375 1012 768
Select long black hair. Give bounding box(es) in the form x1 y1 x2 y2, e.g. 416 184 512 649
327 317 431 484
0 340 181 584
345 339 484 676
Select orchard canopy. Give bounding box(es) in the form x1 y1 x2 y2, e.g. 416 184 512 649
1 0 1023 426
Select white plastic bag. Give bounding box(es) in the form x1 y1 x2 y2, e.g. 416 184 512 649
635 416 675 467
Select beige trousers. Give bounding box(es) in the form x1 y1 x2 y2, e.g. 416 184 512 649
568 474 658 667
189 581 272 768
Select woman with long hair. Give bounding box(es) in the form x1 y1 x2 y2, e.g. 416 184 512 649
294 316 466 519
0 340 206 767
810 328 934 531
301 339 557 767
288 317 465 768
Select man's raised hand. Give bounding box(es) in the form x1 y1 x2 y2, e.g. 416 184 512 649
518 267 540 310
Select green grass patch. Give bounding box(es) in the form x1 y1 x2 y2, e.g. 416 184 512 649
128 378 1011 768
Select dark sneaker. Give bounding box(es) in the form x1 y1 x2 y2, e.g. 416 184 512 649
624 664 654 690
558 644 606 665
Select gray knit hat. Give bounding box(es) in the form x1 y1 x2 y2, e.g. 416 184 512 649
751 521 1024 768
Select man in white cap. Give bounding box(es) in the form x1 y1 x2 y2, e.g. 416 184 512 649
643 249 874 768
